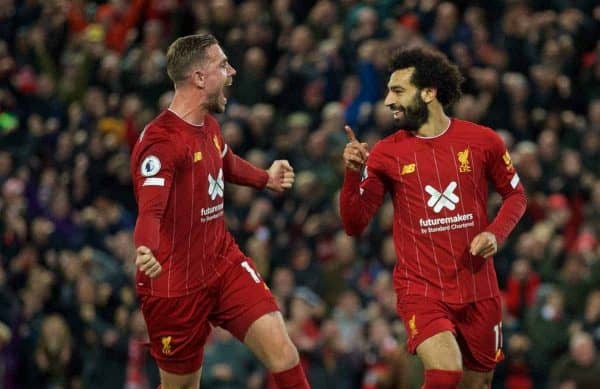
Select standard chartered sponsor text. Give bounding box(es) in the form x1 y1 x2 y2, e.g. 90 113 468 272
419 213 474 233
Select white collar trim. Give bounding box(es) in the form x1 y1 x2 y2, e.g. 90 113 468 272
415 118 452 139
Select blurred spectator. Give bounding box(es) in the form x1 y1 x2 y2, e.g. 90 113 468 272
549 332 600 389
201 327 264 389
22 314 82 388
526 288 571 386
504 258 541 319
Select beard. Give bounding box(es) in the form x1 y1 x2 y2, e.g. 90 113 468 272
207 77 233 113
207 93 225 113
395 91 429 132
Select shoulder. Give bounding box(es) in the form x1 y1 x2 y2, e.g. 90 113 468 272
367 131 409 172
452 118 506 153
132 114 182 160
452 118 501 142
138 112 182 145
204 114 222 135
204 113 219 127
372 130 411 152
369 130 412 161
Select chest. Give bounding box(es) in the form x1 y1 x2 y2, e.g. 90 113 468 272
385 142 487 201
178 132 224 198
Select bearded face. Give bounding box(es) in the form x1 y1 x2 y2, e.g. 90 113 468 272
206 76 232 113
200 44 236 113
384 68 431 133
389 89 429 132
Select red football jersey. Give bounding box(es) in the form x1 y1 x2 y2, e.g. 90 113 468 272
340 118 526 303
131 110 268 297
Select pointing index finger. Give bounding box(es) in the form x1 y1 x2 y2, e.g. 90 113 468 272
345 125 358 143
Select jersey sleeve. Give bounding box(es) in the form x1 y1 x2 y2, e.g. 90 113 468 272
213 122 269 189
132 128 179 254
484 130 527 245
339 150 386 236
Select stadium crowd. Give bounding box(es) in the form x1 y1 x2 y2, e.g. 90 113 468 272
1 0 600 388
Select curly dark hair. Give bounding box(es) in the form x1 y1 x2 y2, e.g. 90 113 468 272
389 47 464 108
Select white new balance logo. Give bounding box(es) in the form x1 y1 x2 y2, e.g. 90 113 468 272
425 181 459 213
208 168 224 200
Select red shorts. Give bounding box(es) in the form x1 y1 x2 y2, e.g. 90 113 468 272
397 295 504 372
139 258 278 375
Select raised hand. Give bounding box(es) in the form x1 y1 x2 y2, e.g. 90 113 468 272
135 246 162 278
343 125 370 172
469 232 497 258
266 160 295 192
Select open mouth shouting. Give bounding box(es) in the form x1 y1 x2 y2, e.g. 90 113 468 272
220 78 233 105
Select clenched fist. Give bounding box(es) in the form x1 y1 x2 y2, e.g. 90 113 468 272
343 125 370 172
135 246 162 278
267 160 295 192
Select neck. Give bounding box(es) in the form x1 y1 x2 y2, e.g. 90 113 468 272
416 106 450 138
168 87 208 126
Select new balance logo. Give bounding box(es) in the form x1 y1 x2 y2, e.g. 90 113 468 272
425 181 459 213
208 168 224 200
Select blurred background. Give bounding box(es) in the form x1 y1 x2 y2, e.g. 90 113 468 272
1 0 599 388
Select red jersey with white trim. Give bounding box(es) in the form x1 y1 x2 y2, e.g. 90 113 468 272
340 118 526 303
131 110 268 297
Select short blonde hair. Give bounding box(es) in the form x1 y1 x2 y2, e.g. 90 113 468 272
166 34 218 84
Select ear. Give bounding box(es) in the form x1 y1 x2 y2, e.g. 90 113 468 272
421 87 437 104
192 70 205 89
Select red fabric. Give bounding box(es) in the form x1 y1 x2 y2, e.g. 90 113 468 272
272 363 310 389
503 273 541 317
139 289 210 374
125 340 150 388
140 258 278 374
398 13 420 31
564 194 584 252
397 295 503 371
222 145 269 189
423 369 463 389
340 118 526 303
126 117 140 152
131 111 267 297
66 3 88 33
504 360 533 389
97 0 146 53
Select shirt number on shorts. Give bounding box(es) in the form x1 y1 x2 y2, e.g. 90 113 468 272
493 322 503 352
241 261 260 283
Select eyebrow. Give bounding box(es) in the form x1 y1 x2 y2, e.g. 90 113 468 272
388 85 405 91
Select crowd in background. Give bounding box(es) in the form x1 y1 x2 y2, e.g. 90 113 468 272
1 0 600 388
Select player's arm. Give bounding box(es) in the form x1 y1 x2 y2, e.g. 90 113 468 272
339 126 386 236
132 131 178 278
219 134 294 193
471 130 527 258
